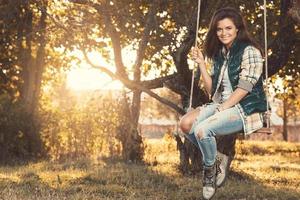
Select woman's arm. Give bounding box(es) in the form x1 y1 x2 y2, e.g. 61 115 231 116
191 47 212 95
217 88 248 111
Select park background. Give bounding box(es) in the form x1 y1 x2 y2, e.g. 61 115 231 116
0 0 300 199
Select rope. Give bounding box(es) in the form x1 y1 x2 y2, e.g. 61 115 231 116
263 0 270 128
188 0 201 110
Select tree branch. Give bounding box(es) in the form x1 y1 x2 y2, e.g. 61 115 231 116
70 0 127 77
141 73 179 89
45 1 185 115
133 1 158 82
102 16 127 77
82 50 185 115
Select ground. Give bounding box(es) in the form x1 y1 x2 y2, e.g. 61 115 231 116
0 138 299 200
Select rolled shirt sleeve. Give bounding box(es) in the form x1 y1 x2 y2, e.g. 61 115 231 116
209 60 215 77
238 46 263 92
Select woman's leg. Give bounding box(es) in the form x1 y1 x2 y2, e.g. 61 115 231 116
193 106 243 166
193 106 243 200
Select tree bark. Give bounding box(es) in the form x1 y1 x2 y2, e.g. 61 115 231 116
19 4 34 112
116 92 144 162
282 97 288 141
32 3 47 114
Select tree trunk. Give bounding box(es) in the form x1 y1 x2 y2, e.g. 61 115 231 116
282 97 288 141
116 91 144 162
32 3 47 115
130 90 144 162
19 5 34 112
20 3 47 115
18 2 47 156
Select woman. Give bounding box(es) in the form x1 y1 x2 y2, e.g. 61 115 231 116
180 7 267 200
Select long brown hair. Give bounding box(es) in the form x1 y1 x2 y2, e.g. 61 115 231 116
204 7 262 59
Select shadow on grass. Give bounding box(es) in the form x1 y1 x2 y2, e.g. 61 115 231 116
0 158 300 200
0 171 63 200
215 169 300 200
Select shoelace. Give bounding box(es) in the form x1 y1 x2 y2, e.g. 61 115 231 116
204 175 214 186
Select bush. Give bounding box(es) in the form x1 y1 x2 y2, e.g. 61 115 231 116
0 94 42 163
40 94 123 161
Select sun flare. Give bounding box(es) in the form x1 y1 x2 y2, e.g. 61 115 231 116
66 67 123 91
66 50 125 91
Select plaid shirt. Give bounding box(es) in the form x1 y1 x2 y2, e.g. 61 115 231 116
211 45 264 135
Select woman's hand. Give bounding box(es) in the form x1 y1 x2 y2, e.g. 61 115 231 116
215 104 225 113
191 47 212 95
191 47 205 66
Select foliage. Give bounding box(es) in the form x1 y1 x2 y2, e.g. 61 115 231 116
0 0 76 105
40 88 123 161
47 0 210 85
52 0 300 113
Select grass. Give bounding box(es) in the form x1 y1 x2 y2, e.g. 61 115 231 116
0 138 300 200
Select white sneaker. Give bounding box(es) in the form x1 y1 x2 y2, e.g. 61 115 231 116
203 186 216 200
216 151 229 187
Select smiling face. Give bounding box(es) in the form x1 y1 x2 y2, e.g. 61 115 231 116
216 18 238 49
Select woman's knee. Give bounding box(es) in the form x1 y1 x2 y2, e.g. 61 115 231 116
179 116 192 134
179 108 201 134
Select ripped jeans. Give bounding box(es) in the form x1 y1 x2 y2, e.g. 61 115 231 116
189 103 243 167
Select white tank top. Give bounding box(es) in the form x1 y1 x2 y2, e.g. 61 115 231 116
220 66 232 102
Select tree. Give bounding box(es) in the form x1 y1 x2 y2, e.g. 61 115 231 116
0 0 50 159
272 76 300 141
49 0 190 162
45 0 299 170
0 0 77 160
